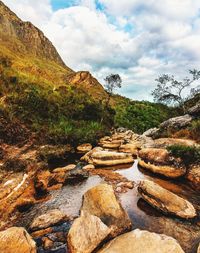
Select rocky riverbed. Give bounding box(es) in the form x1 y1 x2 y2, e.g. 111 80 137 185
0 128 199 253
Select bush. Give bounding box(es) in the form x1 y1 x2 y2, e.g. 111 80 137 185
167 145 200 165
190 120 200 142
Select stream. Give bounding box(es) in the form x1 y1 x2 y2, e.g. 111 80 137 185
15 160 200 253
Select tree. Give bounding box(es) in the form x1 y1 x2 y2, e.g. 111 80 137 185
100 74 122 124
152 69 200 113
104 74 122 106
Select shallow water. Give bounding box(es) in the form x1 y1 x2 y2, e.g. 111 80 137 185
16 160 200 253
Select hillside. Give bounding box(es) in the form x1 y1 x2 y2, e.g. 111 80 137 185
0 1 173 145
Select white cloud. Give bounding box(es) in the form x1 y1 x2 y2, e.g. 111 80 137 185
2 0 200 100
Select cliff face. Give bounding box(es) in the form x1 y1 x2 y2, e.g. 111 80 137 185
0 0 66 67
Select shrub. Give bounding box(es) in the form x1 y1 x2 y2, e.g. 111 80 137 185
167 145 200 165
190 120 200 142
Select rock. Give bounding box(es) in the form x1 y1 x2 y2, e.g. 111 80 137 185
160 114 193 129
67 211 110 253
81 184 132 237
30 209 67 231
83 164 95 170
142 127 160 138
138 148 186 178
186 165 200 191
77 143 92 153
81 150 134 166
197 244 200 253
31 227 53 238
65 163 89 182
138 180 197 219
99 140 122 149
42 237 54 250
0 227 36 253
34 170 51 195
81 147 103 163
188 103 200 117
97 229 184 253
153 138 197 148
119 143 138 155
53 164 76 173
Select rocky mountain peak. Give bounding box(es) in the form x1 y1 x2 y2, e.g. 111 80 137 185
0 0 67 68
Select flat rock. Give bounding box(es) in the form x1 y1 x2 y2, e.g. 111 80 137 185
0 227 36 253
119 143 138 155
97 229 184 253
53 164 76 173
138 180 196 219
81 184 132 237
82 149 134 166
77 143 92 153
138 148 186 178
30 209 67 231
67 211 110 253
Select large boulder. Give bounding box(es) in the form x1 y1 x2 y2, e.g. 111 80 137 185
0 227 36 253
160 114 193 129
67 211 110 253
97 229 184 253
186 165 200 191
142 127 160 138
188 103 200 117
153 138 197 148
138 180 196 219
81 149 134 166
30 209 67 231
138 148 186 178
81 184 132 237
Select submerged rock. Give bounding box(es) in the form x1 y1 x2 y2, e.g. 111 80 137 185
138 180 196 219
0 227 36 253
81 184 132 237
81 149 134 166
67 211 110 253
138 148 186 178
30 209 67 231
97 229 184 253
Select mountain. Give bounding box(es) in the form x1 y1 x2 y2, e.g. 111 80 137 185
0 1 173 145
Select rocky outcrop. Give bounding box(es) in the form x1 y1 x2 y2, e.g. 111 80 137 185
188 103 200 117
77 143 92 153
97 229 184 253
186 165 200 191
138 148 186 178
160 114 193 129
30 209 67 231
65 71 108 101
138 180 196 219
67 211 110 253
153 138 197 148
81 184 132 237
142 127 160 138
0 1 68 68
81 149 134 166
0 227 36 253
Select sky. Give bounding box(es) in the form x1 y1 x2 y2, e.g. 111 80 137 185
3 0 200 100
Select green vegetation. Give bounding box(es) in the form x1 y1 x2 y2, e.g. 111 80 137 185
114 98 175 134
167 145 200 166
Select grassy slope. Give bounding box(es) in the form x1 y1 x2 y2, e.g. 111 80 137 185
0 1 176 146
